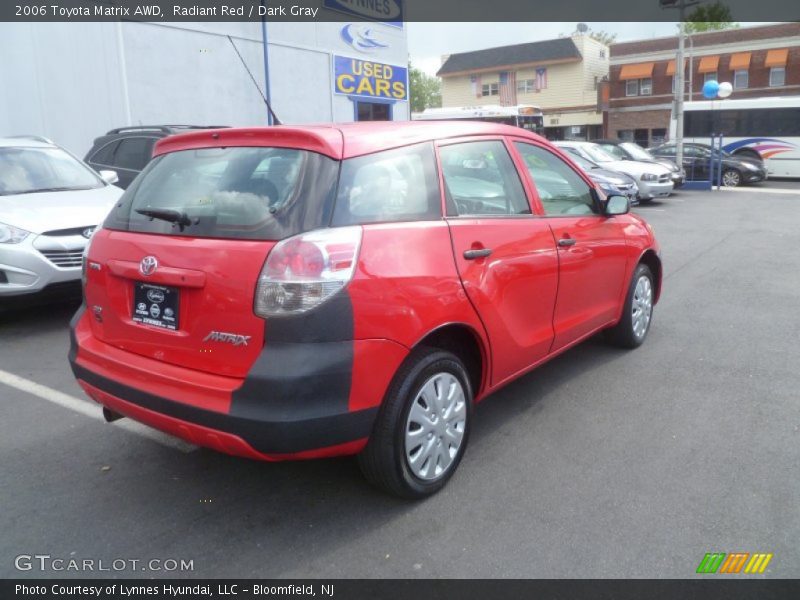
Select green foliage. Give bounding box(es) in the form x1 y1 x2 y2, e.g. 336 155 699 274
588 30 617 45
409 64 442 113
684 2 739 34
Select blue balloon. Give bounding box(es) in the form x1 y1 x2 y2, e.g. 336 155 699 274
702 80 720 99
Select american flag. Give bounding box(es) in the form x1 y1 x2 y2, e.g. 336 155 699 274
535 68 548 91
499 71 516 106
470 74 481 98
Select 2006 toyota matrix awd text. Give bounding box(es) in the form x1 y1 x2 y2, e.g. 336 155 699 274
69 122 662 498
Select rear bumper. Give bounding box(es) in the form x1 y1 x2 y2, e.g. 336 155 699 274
638 181 673 199
69 306 404 460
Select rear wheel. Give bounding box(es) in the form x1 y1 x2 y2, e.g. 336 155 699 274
358 348 472 499
606 263 654 348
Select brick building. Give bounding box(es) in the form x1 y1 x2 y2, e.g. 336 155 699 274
437 33 609 140
606 23 800 146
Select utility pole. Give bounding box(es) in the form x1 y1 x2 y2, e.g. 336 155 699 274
661 0 701 169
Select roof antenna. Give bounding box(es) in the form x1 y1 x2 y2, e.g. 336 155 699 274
226 35 282 125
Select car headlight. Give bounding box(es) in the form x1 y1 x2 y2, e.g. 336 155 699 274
0 222 30 244
640 173 658 182
743 162 760 171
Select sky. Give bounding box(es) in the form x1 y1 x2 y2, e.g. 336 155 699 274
406 22 767 76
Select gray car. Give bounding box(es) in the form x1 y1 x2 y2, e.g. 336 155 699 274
0 136 122 299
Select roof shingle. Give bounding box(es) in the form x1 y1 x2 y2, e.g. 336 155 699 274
437 37 582 76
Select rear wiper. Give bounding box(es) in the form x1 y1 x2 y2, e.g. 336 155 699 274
135 208 192 232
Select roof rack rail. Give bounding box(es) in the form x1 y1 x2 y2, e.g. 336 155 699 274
7 134 53 144
105 125 231 135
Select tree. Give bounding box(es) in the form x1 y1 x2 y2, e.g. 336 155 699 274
409 64 442 113
684 2 739 34
589 30 617 45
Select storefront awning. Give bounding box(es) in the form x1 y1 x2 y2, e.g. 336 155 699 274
697 55 720 74
729 52 752 70
665 59 687 76
765 48 789 68
619 63 654 80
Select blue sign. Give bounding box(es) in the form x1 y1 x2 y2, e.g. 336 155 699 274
333 55 407 101
324 0 403 28
341 24 390 54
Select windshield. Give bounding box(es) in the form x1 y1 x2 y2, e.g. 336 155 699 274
581 144 617 164
0 147 104 196
619 142 654 161
104 147 339 241
563 151 599 171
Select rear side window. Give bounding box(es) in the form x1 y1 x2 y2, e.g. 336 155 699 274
104 147 339 241
89 141 119 166
114 138 155 171
332 143 441 226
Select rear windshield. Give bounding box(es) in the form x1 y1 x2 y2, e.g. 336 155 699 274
104 147 338 240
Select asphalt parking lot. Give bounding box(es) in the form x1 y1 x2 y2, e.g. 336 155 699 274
1 183 798 579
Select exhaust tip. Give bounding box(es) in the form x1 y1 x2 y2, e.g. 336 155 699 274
102 407 125 423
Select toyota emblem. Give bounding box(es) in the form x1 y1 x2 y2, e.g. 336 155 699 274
139 256 158 276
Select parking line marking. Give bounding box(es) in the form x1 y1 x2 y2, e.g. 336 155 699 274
725 187 800 196
0 368 196 453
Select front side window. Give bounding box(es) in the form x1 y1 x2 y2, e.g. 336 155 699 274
440 140 530 216
639 78 653 95
0 147 103 196
770 67 786 87
514 142 596 217
734 70 749 89
105 147 339 240
332 143 440 226
625 80 638 96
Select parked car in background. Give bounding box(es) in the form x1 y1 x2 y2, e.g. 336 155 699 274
592 139 685 188
85 125 228 189
650 142 767 187
70 121 661 498
555 141 673 202
0 136 122 302
554 150 640 206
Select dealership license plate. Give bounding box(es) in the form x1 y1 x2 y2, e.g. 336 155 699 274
132 282 179 330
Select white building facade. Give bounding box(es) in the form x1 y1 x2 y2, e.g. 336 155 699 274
0 18 409 156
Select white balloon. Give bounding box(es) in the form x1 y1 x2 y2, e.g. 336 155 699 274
718 82 733 98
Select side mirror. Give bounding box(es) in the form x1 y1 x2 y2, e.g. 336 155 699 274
99 170 119 185
604 194 630 216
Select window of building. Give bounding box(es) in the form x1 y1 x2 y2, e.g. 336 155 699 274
769 67 786 87
356 101 391 121
600 49 606 58
733 70 749 89
639 78 653 95
516 79 536 93
618 130 635 142
651 128 668 145
704 72 718 83
482 83 499 96
625 80 639 96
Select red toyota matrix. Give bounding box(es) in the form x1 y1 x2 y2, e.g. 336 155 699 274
70 122 661 498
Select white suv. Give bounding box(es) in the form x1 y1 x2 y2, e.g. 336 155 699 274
0 136 123 300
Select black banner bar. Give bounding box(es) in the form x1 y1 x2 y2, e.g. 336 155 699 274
4 579 800 600
2 0 800 22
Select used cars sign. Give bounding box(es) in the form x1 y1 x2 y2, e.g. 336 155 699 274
334 55 407 100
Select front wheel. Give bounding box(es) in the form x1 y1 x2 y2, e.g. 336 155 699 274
722 169 742 187
605 263 654 348
358 348 473 499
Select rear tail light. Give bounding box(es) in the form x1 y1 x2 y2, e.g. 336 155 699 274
254 226 362 317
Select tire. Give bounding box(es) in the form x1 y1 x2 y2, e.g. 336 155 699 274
358 347 473 499
721 169 742 187
605 263 654 349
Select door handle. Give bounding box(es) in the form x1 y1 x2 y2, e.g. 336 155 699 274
557 238 577 247
463 248 492 260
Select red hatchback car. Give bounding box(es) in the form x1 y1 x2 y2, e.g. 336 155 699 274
69 122 661 498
